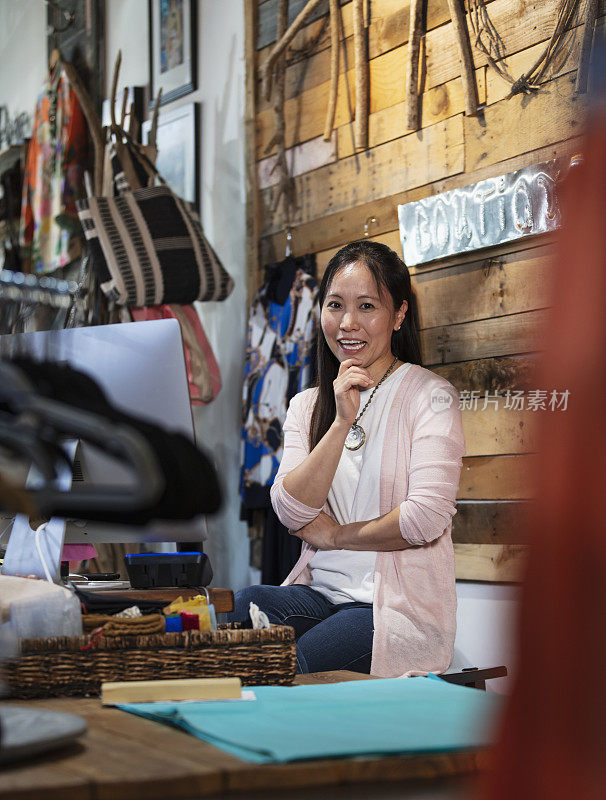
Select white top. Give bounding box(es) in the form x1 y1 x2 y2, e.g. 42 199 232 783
308 363 413 603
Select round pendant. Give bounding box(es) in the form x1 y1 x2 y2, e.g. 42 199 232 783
345 423 366 451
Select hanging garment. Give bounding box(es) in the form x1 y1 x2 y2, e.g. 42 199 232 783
240 255 318 513
261 505 301 586
0 161 23 223
130 305 221 404
20 63 88 274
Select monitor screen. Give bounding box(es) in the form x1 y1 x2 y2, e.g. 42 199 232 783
0 318 209 544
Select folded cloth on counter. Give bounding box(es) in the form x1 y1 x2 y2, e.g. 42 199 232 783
119 676 502 764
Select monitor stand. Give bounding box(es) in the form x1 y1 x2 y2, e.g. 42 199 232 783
0 448 73 583
2 516 66 583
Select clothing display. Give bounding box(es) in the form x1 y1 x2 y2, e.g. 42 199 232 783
0 161 23 224
260 506 302 586
20 63 88 274
240 254 318 583
0 159 23 270
271 364 466 678
240 254 318 512
131 304 221 405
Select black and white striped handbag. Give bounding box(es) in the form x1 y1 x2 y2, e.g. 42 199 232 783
76 146 233 307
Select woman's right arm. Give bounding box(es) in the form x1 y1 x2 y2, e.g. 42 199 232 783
281 416 350 509
270 392 327 531
270 360 373 530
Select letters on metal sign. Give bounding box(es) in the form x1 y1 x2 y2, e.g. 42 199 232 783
398 157 576 267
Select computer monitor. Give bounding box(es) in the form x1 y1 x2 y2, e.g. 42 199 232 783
0 319 210 552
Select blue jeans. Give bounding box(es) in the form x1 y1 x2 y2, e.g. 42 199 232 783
228 584 374 674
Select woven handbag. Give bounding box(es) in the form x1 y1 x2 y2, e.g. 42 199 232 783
76 143 234 306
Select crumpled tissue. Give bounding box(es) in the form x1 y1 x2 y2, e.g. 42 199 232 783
249 602 271 630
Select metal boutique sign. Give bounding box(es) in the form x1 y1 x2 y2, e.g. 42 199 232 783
398 157 575 267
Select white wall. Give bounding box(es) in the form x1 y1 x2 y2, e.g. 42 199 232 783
105 0 251 592
455 581 519 694
0 0 46 119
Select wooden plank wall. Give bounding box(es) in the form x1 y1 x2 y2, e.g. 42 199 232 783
247 0 600 581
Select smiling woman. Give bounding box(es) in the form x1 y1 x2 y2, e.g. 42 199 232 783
323 263 405 360
309 242 419 456
230 240 466 678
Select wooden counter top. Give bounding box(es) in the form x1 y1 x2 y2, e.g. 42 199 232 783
0 671 488 800
91 586 234 613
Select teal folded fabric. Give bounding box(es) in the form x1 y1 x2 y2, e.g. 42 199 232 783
118 676 502 764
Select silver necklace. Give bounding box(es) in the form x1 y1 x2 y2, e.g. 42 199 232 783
344 357 398 451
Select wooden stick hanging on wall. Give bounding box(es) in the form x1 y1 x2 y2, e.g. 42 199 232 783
61 60 104 195
261 0 325 101
269 0 296 221
323 0 341 141
120 87 129 129
446 0 479 116
405 0 425 131
109 50 122 130
148 89 162 153
273 0 288 165
244 0 260 302
575 0 598 94
353 0 369 150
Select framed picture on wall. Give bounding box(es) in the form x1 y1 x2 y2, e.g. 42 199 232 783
46 0 105 110
149 0 197 108
142 103 199 207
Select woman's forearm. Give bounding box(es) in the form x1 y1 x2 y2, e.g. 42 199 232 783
295 508 415 551
334 508 413 551
282 418 350 509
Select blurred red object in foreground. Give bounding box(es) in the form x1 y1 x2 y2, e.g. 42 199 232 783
478 116 606 798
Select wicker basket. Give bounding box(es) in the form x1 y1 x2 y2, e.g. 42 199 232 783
2 624 296 699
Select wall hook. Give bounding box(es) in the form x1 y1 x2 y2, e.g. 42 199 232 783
45 0 76 35
363 216 378 237
285 226 293 257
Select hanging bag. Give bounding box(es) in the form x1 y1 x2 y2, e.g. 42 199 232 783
76 139 233 307
130 304 222 405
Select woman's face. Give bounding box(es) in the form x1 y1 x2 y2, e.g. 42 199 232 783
321 262 407 377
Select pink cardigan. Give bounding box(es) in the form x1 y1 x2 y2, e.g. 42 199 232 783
270 364 466 678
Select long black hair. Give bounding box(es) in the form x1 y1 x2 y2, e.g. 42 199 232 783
309 239 422 450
